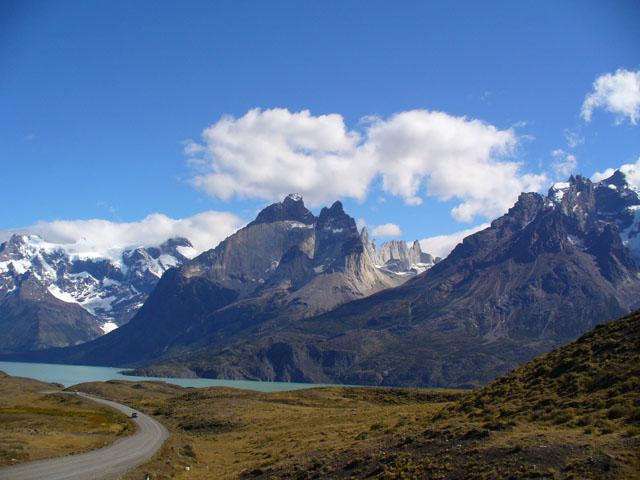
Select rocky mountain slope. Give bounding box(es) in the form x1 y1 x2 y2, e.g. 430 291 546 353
116 170 640 387
7 171 640 387
7 195 428 365
0 234 195 352
0 271 102 353
457 308 640 431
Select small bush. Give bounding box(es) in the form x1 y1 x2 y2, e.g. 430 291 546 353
606 406 626 420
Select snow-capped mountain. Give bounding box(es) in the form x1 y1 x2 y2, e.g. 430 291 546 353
0 234 196 334
10 194 433 367
42 169 638 388
547 170 640 262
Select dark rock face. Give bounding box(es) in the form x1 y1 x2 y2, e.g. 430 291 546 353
0 272 102 353
248 193 315 227
124 171 639 388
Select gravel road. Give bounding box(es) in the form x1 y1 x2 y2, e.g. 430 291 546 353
0 392 168 480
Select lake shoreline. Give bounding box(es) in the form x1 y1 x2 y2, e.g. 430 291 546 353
0 361 324 392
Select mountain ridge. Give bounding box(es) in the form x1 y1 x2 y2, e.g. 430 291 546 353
0 234 196 352
2 194 433 367
4 170 640 389
113 170 640 387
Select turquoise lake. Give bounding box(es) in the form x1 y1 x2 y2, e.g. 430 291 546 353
0 361 322 392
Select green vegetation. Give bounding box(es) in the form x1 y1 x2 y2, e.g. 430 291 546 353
457 311 640 436
0 372 132 466
283 310 640 480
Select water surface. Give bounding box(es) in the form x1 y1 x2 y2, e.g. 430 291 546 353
0 361 323 392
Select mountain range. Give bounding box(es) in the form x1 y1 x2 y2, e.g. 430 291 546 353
0 196 433 355
0 235 195 352
3 170 640 388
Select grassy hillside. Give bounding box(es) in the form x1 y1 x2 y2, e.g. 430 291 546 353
69 310 640 479
0 372 131 466
262 310 640 479
4 309 637 478
457 310 640 435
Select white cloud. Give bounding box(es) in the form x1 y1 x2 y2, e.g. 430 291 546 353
186 108 547 223
419 223 489 259
364 110 547 221
551 149 578 179
564 128 584 149
591 157 640 191
590 168 616 183
371 223 402 237
581 69 640 125
0 211 244 260
187 108 370 206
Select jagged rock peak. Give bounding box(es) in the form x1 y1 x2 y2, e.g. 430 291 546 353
491 192 546 231
410 240 435 264
249 194 315 227
360 227 372 245
376 239 436 274
286 193 304 202
319 200 345 219
318 200 357 234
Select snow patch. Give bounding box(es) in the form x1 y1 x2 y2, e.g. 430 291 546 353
158 254 179 269
47 284 78 304
100 321 118 334
284 221 313 229
286 193 303 202
0 259 31 275
80 295 117 316
176 245 197 259
550 182 570 202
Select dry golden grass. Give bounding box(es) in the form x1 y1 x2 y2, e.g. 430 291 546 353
2 312 638 478
74 380 639 479
3 373 638 479
0 372 132 466
71 311 640 479
72 381 464 480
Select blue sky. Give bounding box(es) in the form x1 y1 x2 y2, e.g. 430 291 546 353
1 1 639 255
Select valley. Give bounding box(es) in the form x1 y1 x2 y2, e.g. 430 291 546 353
1 308 638 479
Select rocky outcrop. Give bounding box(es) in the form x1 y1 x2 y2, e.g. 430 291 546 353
374 239 436 274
